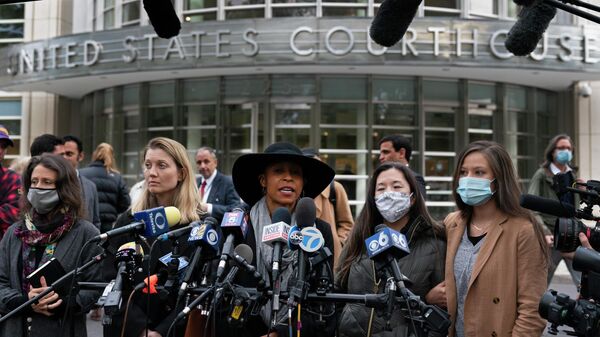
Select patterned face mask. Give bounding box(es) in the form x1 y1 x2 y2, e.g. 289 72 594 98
456 177 495 206
27 188 60 214
375 191 413 223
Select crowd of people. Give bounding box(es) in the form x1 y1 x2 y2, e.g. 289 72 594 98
0 123 595 337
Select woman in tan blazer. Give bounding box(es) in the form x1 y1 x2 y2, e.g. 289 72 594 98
444 141 549 337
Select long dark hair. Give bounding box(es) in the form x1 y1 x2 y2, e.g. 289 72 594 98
20 154 84 219
336 162 443 289
451 141 549 259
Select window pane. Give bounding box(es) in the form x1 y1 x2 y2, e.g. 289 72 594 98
469 115 492 129
0 101 21 116
275 129 310 147
272 76 315 97
183 105 216 126
0 23 23 38
124 132 139 151
183 79 218 102
186 0 217 9
469 83 496 104
469 133 493 142
321 103 367 124
321 78 367 100
426 181 453 202
147 129 174 140
224 77 265 99
426 131 454 151
123 85 139 106
125 111 139 130
424 0 457 9
373 79 415 102
507 86 527 110
470 0 497 15
122 2 140 22
184 13 217 22
426 110 455 127
148 107 174 127
0 4 24 19
273 8 315 17
0 119 20 135
181 129 217 149
322 8 367 16
225 9 264 19
373 103 416 127
104 10 115 29
319 153 365 175
149 82 174 105
423 80 459 102
274 104 312 125
508 111 531 132
424 156 454 176
320 128 363 149
104 89 113 110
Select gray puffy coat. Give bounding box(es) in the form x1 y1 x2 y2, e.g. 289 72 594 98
337 217 446 337
0 219 102 337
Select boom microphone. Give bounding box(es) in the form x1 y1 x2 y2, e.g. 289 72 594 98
262 207 291 281
216 208 250 281
142 0 181 39
369 0 422 47
519 194 576 218
104 242 144 316
505 0 557 56
91 206 181 242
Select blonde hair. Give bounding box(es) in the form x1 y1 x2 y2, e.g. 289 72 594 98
9 156 30 176
132 137 201 224
92 142 120 173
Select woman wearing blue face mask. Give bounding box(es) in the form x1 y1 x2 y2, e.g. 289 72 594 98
444 141 549 337
528 134 582 285
336 162 446 337
0 154 102 337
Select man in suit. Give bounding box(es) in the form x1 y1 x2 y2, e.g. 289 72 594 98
29 134 101 229
378 134 427 196
196 146 241 223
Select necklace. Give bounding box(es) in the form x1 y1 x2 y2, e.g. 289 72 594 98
470 222 489 232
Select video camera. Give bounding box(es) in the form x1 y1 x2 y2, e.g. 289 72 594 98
537 174 600 337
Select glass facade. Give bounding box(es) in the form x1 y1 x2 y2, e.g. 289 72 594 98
83 75 560 220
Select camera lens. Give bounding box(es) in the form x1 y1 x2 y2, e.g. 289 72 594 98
554 218 584 252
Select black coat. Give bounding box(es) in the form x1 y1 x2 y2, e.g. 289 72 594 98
80 161 130 232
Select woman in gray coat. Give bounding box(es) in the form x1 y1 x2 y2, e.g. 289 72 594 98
336 162 447 337
0 154 101 337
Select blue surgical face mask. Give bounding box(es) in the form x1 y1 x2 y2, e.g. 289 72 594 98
555 150 573 165
456 177 495 206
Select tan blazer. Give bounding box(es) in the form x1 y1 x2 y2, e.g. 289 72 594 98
313 180 354 268
444 211 547 337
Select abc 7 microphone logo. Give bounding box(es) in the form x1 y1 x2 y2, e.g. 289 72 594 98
368 231 389 252
299 227 324 253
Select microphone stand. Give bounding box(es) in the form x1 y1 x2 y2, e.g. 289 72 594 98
0 251 106 324
546 0 600 24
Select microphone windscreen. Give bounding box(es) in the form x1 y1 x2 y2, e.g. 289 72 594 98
272 207 292 225
505 1 556 56
164 206 182 226
143 0 181 39
374 224 387 233
204 216 218 227
370 0 422 47
234 244 254 264
295 197 317 228
512 0 537 6
519 194 575 218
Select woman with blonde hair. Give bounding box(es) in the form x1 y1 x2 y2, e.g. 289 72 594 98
80 143 130 233
104 137 204 337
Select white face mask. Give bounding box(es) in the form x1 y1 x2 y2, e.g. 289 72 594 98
375 191 413 223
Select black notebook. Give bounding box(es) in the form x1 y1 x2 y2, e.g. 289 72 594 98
26 257 67 289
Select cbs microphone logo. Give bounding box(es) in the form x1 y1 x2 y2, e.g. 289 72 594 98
206 228 219 246
368 231 389 253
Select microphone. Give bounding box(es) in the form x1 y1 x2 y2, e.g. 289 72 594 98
216 208 250 282
91 206 181 242
505 0 557 56
142 0 181 39
519 194 576 218
178 217 221 298
369 0 422 47
104 242 144 316
287 197 318 307
156 221 199 242
365 224 411 288
262 207 291 281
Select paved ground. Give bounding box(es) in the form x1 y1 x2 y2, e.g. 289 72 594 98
86 262 582 337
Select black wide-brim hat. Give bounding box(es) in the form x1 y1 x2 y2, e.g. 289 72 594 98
232 142 335 207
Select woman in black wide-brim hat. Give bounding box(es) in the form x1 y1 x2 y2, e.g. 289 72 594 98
229 142 337 337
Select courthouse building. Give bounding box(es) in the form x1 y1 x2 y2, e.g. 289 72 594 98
0 0 599 218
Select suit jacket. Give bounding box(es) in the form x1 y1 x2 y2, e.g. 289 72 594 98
197 171 240 222
79 175 101 230
444 211 547 337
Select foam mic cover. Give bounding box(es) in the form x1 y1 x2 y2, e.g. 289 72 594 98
295 197 317 228
512 0 537 6
505 0 556 56
369 0 422 47
519 194 576 218
234 243 254 265
143 0 182 39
